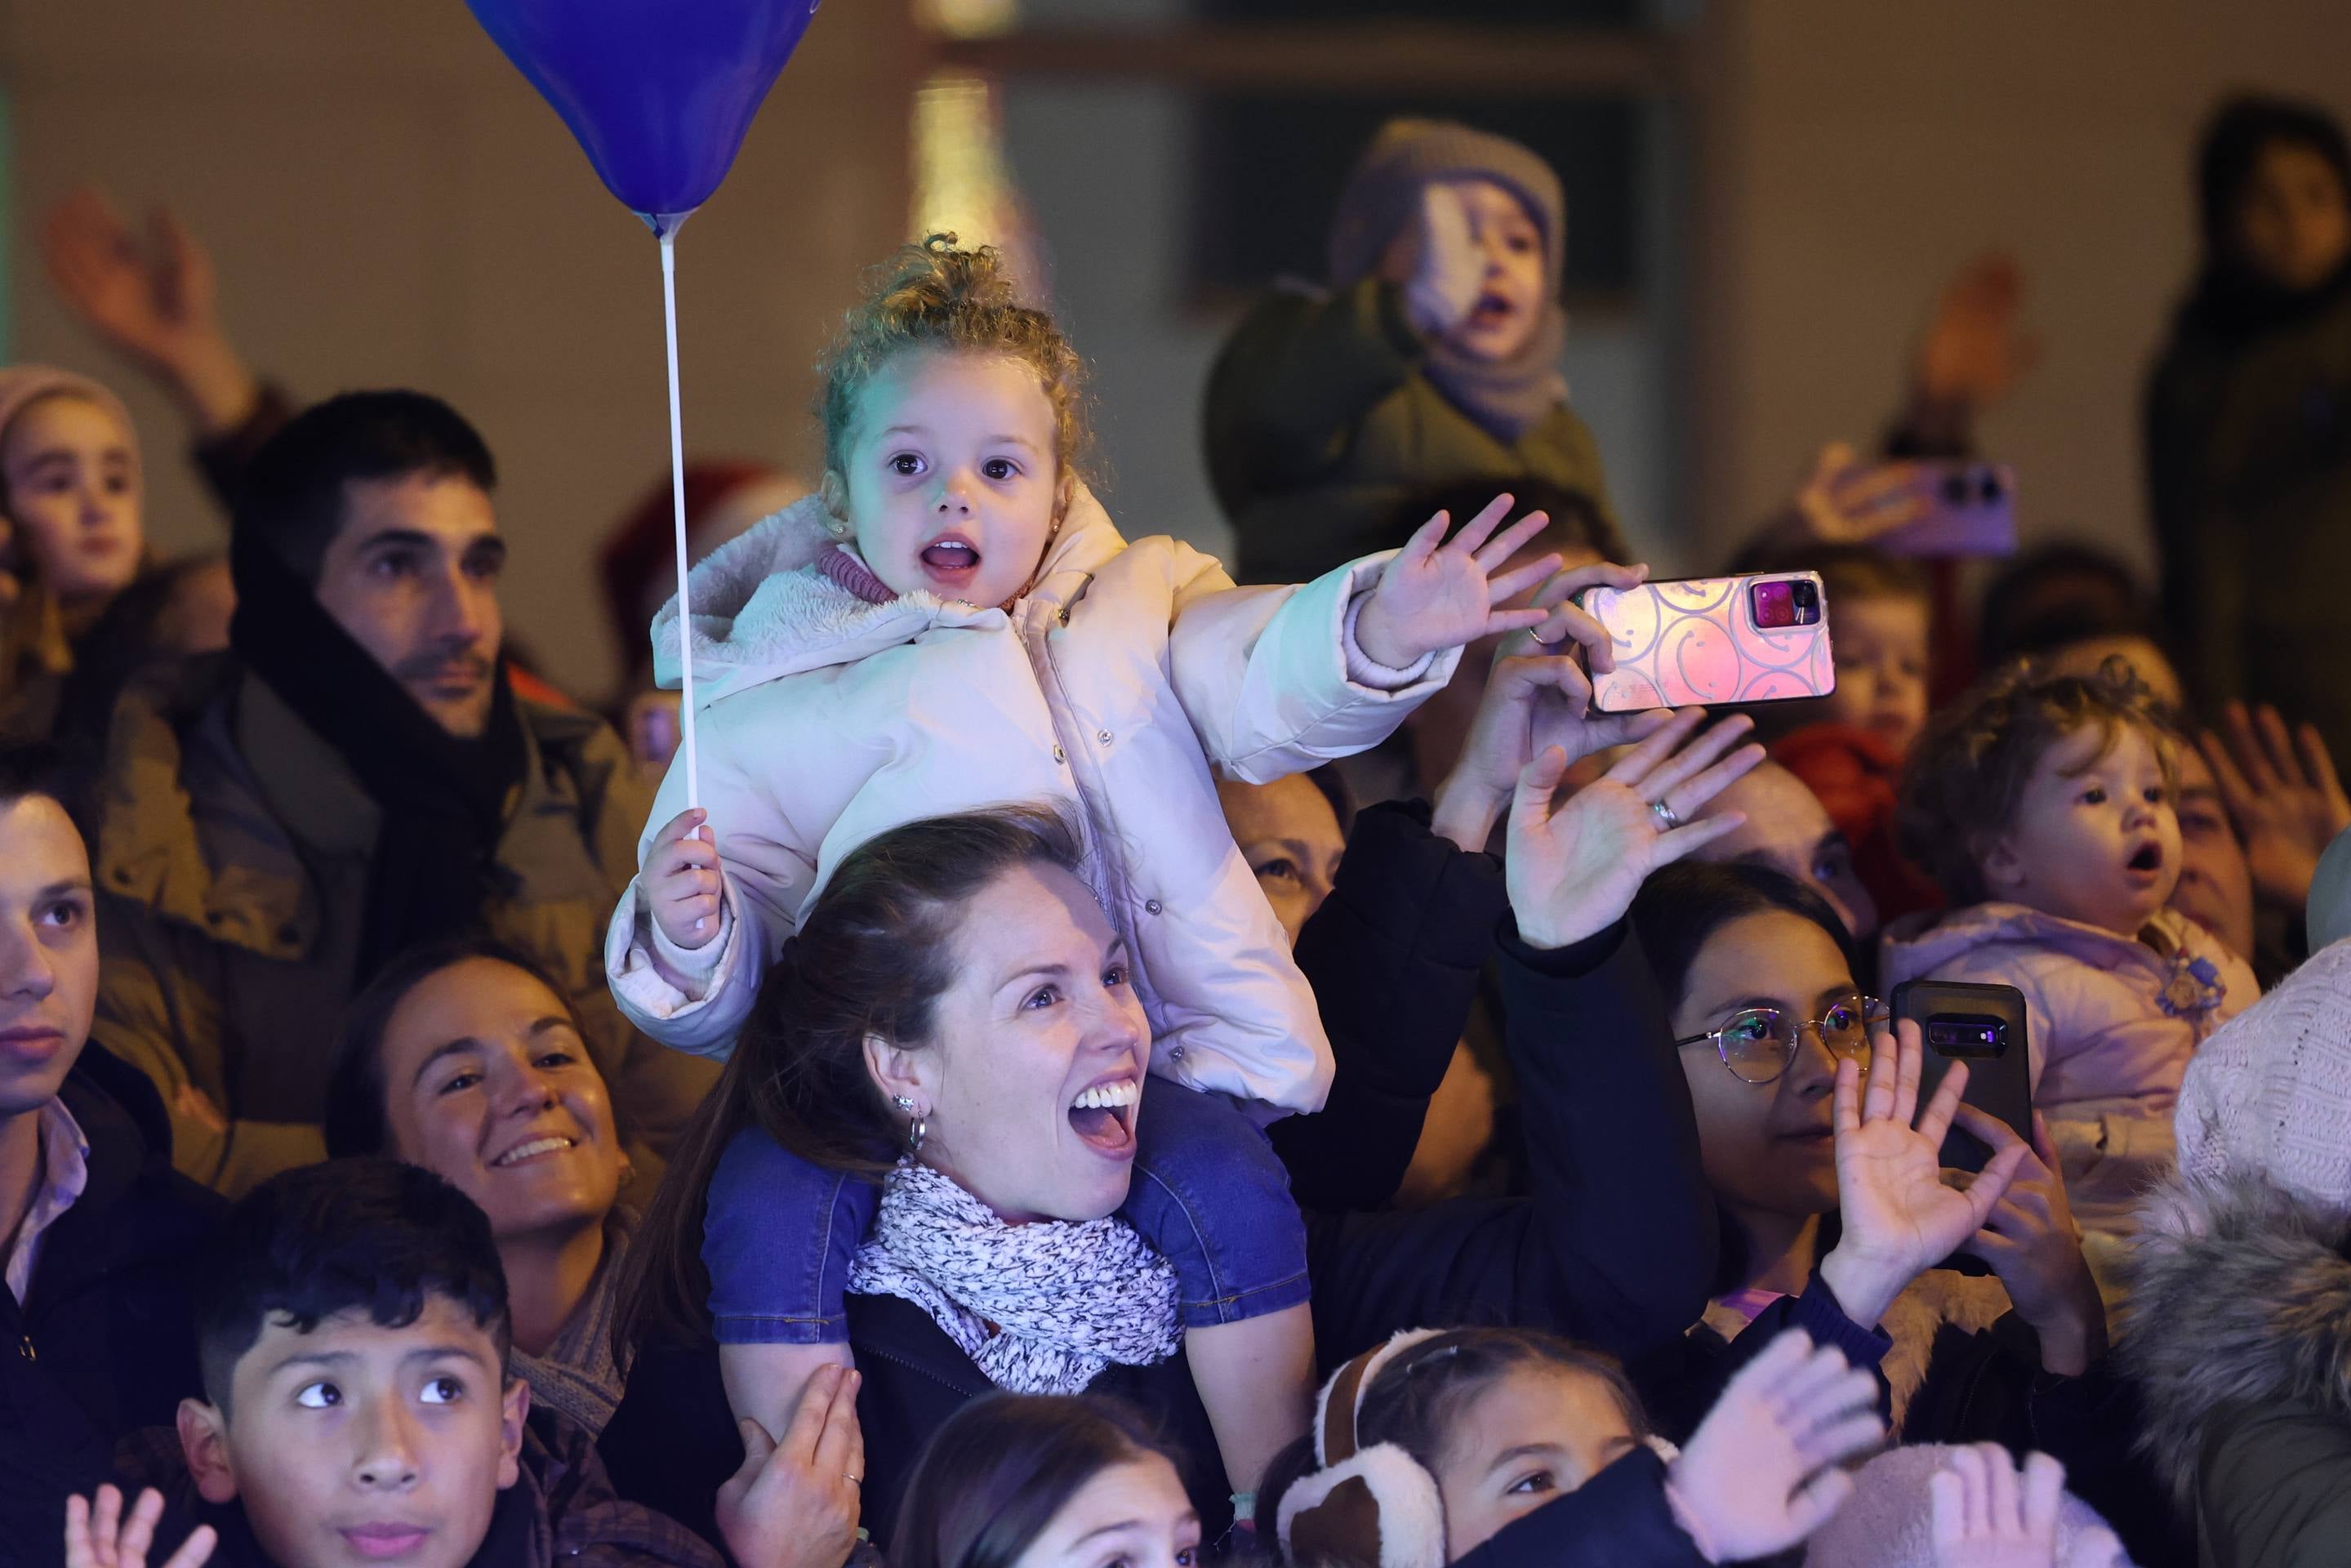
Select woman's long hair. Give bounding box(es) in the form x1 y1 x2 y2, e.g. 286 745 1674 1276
613 805 1086 1356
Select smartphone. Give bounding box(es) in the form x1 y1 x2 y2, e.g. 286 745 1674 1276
1869 461 2018 558
1892 980 2033 1174
1579 572 1836 712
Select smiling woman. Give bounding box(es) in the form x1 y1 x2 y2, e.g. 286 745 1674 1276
323 938 635 1437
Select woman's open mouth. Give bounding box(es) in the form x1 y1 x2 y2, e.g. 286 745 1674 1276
1067 1077 1139 1158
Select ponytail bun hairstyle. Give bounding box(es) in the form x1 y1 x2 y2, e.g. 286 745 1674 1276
612 804 1087 1356
816 234 1092 497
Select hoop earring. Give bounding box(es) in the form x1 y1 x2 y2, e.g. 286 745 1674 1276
893 1095 928 1155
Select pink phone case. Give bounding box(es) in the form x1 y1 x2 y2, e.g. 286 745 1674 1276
1582 573 1837 710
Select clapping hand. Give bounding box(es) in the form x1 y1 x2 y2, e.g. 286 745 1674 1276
1929 1446 2123 1568
1506 710 1764 951
1818 1021 2030 1330
2198 701 2351 910
1668 1330 1884 1562
715 1363 866 1568
65 1487 215 1568
1353 494 1565 670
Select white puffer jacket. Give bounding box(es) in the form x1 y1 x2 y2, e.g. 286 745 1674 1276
603 487 1459 1114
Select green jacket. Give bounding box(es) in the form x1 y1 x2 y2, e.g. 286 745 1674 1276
91 655 718 1197
1204 278 1617 586
2146 283 2351 761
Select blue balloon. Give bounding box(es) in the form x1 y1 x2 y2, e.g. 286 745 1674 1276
466 0 820 230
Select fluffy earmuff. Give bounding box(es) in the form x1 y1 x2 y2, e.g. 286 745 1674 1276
1276 1328 1454 1568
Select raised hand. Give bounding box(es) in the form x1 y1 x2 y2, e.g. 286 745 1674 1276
1401 181 1483 336
1786 441 1931 547
1952 1108 2105 1377
1353 494 1563 670
1668 1330 1884 1563
1818 1020 2030 1330
1429 559 1669 849
715 1363 866 1568
65 1486 216 1568
1927 1446 2067 1568
1506 710 1763 951
1916 252 2038 415
2199 701 2351 910
41 188 256 434
645 807 724 951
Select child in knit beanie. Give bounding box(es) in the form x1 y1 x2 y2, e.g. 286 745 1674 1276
1204 118 1619 586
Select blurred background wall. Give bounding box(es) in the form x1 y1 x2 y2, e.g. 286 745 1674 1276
3 0 2348 695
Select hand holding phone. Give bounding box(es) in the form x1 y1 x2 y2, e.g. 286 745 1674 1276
1868 461 2017 559
1892 979 2033 1173
1579 572 1836 712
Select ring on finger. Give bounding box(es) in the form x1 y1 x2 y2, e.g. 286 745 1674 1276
1650 799 1682 831
844 1472 862 1486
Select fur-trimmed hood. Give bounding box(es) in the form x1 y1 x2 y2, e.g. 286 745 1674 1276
2122 1171 2351 1511
646 485 1128 706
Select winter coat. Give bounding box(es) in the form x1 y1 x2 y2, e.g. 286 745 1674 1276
90 655 719 1197
1203 278 1618 587
1880 902 2256 1231
2146 280 2351 765
111 1407 725 1568
604 487 1459 1114
2125 1173 2351 1568
0 1046 221 1555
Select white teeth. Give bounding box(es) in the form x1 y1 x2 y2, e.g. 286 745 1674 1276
494 1137 574 1168
1071 1080 1139 1111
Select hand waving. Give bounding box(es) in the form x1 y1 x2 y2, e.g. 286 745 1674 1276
65 1487 216 1568
1668 1330 1884 1562
2199 701 2351 909
1929 1446 2123 1568
1353 494 1563 670
1916 253 2038 414
1819 1021 2029 1330
1507 710 1764 951
715 1363 866 1568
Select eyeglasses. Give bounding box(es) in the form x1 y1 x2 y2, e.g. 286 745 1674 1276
1675 995 1888 1085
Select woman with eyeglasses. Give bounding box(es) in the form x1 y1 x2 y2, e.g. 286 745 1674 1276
1624 859 2188 1568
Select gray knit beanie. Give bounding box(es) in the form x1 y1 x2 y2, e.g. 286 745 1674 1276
1325 118 1566 297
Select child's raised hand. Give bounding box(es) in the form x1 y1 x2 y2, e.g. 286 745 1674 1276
1354 494 1562 670
1927 1446 2078 1568
65 1486 216 1568
1402 181 1484 336
715 1363 866 1568
646 806 724 951
1667 1330 1883 1562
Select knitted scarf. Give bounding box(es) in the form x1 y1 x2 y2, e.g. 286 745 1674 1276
846 1161 1181 1395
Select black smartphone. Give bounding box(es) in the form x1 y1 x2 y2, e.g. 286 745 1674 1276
1891 980 2032 1174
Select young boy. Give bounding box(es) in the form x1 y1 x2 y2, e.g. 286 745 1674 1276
90 1158 728 1568
0 742 220 1551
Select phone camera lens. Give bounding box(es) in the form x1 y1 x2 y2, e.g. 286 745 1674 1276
1980 471 2006 504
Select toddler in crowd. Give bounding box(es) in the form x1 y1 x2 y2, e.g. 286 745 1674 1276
1770 546 1944 924
605 238 1579 1500
1204 118 1616 587
1885 662 2258 1241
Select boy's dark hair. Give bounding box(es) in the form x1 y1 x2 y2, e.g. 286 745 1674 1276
2198 93 2351 262
324 938 579 1160
1630 859 1862 1013
1897 659 2180 906
1256 1327 1650 1540
1393 477 1627 569
236 391 497 583
0 739 95 852
895 1394 1184 1568
1975 542 2170 670
193 1158 510 1410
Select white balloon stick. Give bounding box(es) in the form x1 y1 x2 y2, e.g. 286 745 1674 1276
659 229 701 811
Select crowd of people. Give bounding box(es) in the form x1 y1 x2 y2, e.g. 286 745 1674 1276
4 86 2351 1568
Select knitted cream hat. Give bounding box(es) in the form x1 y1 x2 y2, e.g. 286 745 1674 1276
0 366 139 473
2174 935 2351 1211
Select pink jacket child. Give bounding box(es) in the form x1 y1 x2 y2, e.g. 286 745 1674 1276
1881 902 2255 1233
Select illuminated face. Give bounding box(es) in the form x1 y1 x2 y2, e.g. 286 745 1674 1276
1982 723 2181 937
1430 1365 1641 1559
836 350 1063 611
311 475 505 738
1005 1454 1200 1568
184 1298 525 1568
0 393 143 607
